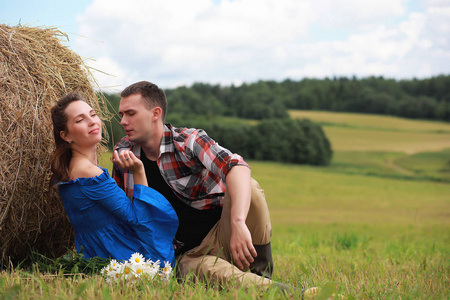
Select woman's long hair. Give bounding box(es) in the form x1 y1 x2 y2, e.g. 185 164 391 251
49 93 83 186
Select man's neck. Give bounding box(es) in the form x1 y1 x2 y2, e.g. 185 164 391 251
140 123 164 161
141 144 159 161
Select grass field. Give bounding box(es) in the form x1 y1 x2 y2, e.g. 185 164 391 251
289 110 450 133
1 111 449 299
290 110 450 182
289 110 450 154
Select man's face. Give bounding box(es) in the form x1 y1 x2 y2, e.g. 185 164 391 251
119 93 156 144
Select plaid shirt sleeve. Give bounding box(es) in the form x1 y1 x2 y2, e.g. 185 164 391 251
176 127 249 183
162 126 250 209
112 137 140 200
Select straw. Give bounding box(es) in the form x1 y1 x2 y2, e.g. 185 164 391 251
0 24 109 267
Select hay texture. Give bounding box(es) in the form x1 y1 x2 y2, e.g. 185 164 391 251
0 24 108 267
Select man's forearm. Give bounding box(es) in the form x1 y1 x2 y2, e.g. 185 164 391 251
226 165 252 223
226 165 257 269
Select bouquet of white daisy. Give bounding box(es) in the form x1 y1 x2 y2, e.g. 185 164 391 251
100 253 173 283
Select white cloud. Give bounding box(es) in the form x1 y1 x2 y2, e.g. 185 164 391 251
314 0 407 30
86 56 130 92
74 0 450 90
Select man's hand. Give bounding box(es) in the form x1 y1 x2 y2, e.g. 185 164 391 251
230 219 257 270
225 165 255 270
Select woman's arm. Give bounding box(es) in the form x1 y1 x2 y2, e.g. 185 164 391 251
80 175 177 229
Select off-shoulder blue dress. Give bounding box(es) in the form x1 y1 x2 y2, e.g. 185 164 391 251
58 168 178 265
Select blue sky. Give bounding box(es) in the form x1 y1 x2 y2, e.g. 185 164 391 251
1 0 90 32
1 0 449 91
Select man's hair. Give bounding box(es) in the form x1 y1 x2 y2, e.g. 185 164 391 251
121 81 167 122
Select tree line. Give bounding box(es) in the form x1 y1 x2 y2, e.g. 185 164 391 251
101 93 332 166
164 75 450 121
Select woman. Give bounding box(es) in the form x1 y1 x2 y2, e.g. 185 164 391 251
49 92 178 265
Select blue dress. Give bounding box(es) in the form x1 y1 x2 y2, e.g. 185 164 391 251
58 168 178 265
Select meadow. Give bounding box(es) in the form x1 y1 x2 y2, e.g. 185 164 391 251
1 111 449 299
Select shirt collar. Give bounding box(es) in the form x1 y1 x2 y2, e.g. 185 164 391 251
160 123 175 155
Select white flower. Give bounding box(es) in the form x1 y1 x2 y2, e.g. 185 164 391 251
142 261 158 279
120 262 133 280
110 259 119 269
101 253 173 283
108 267 121 283
100 265 109 277
101 259 120 278
161 261 173 280
129 262 145 278
130 252 145 265
150 259 161 270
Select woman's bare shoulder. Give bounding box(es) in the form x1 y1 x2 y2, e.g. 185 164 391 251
70 160 103 180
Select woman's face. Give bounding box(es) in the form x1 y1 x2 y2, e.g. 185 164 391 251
60 100 102 147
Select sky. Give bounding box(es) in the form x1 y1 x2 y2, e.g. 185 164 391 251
1 0 449 92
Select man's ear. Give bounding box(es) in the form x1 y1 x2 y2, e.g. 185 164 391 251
152 107 162 121
60 131 71 143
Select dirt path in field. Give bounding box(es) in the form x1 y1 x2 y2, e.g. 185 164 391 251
384 159 414 175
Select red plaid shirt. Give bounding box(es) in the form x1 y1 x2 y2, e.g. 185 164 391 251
112 124 250 210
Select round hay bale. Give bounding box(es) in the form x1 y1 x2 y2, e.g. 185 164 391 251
0 24 109 267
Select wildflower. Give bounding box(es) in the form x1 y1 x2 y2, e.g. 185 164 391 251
100 265 109 277
122 262 132 280
107 268 120 283
130 252 144 265
161 261 173 280
129 262 145 278
110 259 119 268
101 259 119 277
150 259 161 270
101 253 172 283
142 261 158 279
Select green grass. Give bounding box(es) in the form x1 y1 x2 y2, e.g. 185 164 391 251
98 149 113 172
289 110 450 133
290 110 450 154
289 109 450 182
252 161 449 226
322 126 450 153
2 111 450 299
254 160 449 299
395 149 450 175
328 150 450 182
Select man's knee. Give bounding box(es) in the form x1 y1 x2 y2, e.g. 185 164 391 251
247 178 272 244
178 253 272 288
178 254 237 281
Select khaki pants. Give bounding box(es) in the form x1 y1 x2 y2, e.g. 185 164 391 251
178 178 274 289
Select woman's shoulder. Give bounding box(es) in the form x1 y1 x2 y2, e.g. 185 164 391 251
59 163 109 186
70 163 104 180
59 167 110 187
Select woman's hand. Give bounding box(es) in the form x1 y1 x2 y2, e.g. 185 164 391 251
112 150 143 173
112 150 148 186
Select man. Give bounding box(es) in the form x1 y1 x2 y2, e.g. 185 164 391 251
112 81 280 289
